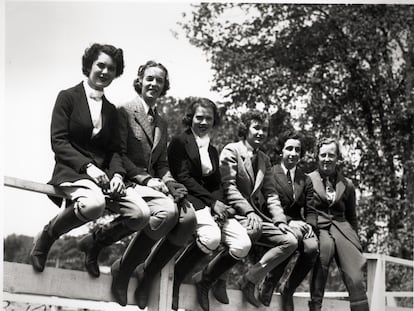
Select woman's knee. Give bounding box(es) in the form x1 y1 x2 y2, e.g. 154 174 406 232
228 238 251 259
303 237 320 259
196 226 221 254
76 193 106 220
283 232 298 252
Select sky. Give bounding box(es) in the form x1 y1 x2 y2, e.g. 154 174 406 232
2 1 225 237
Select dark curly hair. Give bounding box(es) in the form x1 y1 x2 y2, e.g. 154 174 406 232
133 61 170 96
277 130 305 158
82 43 124 78
238 109 269 139
182 97 220 128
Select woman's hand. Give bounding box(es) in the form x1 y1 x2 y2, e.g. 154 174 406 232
146 178 169 194
212 200 229 223
109 174 126 198
278 222 295 235
86 164 110 191
246 212 263 233
289 220 308 233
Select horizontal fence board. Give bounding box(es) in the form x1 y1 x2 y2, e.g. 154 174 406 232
364 253 414 268
4 176 68 198
3 262 138 304
177 284 351 311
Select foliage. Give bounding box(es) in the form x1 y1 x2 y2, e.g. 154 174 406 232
180 3 414 259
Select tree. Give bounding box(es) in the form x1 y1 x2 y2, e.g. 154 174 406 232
180 3 414 259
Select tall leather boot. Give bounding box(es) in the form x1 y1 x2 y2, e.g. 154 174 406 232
259 257 290 306
172 241 206 310
134 238 183 309
308 300 322 311
30 203 85 272
111 232 157 306
192 250 239 311
211 276 229 304
350 301 369 311
79 216 135 277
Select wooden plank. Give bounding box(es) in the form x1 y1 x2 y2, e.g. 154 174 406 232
177 284 351 311
3 262 138 304
363 253 414 268
4 262 353 311
4 176 68 198
3 292 137 311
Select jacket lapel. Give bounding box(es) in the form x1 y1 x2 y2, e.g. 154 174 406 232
275 165 294 200
333 173 346 205
133 97 153 144
184 130 202 172
252 152 265 194
293 171 305 202
239 142 255 186
151 112 163 152
76 83 94 138
309 170 328 203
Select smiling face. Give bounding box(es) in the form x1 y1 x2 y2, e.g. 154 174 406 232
246 119 269 149
141 66 166 106
87 52 117 90
282 138 301 170
318 142 338 176
191 105 214 137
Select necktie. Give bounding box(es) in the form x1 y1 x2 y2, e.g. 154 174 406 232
287 170 294 195
147 108 155 124
251 150 258 176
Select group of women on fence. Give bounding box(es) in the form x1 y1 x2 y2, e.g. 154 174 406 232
29 43 369 311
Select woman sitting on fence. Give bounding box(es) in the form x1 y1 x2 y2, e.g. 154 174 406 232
307 137 369 311
30 43 150 273
167 97 251 311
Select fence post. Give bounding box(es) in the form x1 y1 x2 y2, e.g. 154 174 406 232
366 253 386 311
147 259 175 311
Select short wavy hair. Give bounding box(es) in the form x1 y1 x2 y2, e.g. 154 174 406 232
82 43 124 78
315 137 342 160
277 130 305 158
133 61 170 96
182 97 220 128
238 109 269 139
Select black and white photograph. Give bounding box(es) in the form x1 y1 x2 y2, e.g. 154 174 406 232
2 1 413 311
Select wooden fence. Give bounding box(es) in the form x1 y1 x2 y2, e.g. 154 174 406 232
3 176 413 311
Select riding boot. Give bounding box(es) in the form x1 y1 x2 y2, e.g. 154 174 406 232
211 277 229 304
30 203 85 272
239 275 261 308
134 238 183 309
110 231 157 306
192 250 239 311
259 257 290 306
308 300 322 311
79 216 135 277
172 241 206 310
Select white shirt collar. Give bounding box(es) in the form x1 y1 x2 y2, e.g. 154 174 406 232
138 96 155 115
191 128 210 148
83 80 104 100
281 162 296 179
243 140 258 157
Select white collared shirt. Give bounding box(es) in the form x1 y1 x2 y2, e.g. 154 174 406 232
191 129 213 176
243 140 257 159
138 96 155 116
83 80 103 138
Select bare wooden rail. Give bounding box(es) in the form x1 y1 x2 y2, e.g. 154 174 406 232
4 176 414 311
